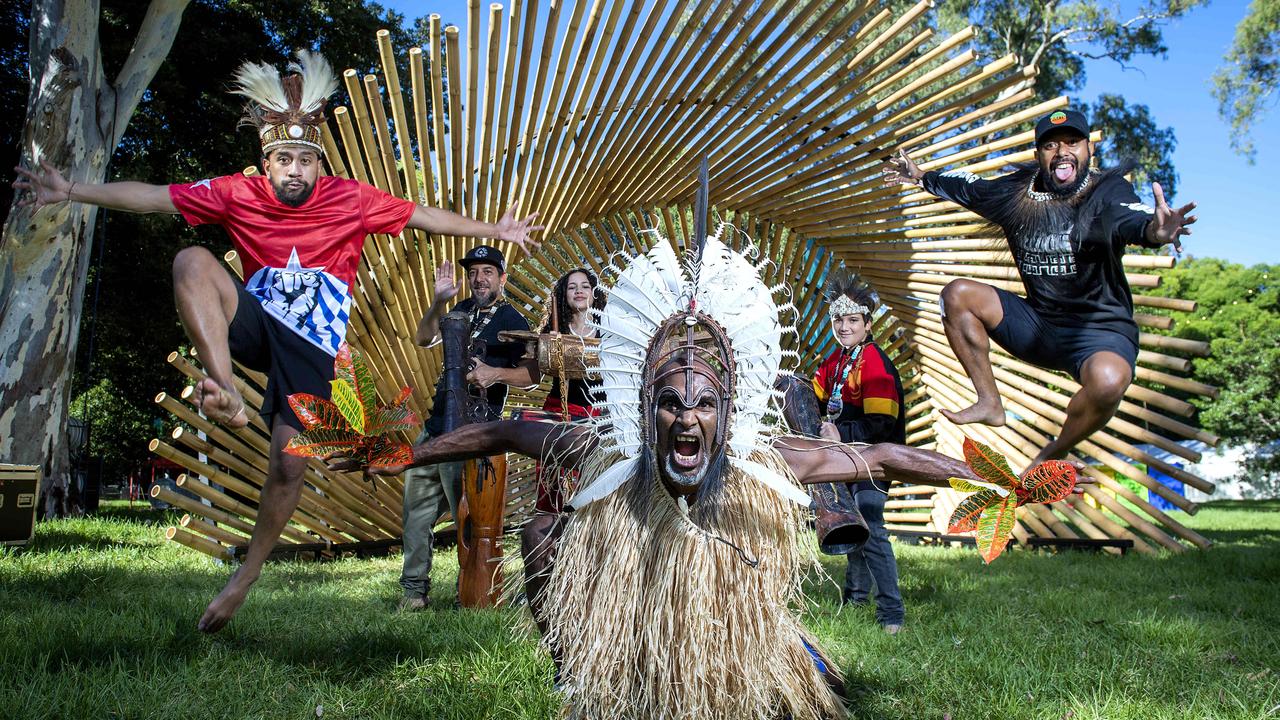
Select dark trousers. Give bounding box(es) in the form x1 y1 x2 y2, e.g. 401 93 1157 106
843 484 905 625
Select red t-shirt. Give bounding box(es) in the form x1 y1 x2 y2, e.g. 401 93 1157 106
169 174 415 355
812 342 901 419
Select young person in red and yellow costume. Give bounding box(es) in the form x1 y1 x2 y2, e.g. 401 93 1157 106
812 269 906 633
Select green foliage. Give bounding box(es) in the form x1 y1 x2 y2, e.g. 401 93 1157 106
286 345 418 466
2 500 1278 718
0 1 30 213
937 0 1207 97
935 0 1200 195
974 492 1019 563
69 377 155 482
1212 0 1280 162
1153 258 1280 485
1087 93 1178 197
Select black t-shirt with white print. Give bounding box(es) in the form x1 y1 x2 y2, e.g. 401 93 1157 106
922 167 1160 342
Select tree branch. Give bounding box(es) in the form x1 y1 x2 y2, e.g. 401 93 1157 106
1120 11 1176 30
1026 26 1078 71
110 0 191 147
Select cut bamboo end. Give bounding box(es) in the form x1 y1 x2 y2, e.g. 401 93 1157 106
165 526 232 561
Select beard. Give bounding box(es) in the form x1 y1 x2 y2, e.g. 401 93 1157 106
1037 150 1092 197
471 285 499 307
272 178 316 207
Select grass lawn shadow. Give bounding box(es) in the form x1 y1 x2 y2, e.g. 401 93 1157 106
2 500 1278 719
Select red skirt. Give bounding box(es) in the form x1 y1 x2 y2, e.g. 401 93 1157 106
533 397 599 513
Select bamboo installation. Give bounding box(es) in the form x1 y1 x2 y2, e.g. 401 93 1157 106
151 0 1216 560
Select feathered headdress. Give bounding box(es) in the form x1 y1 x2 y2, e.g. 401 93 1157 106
230 50 339 155
823 265 878 319
567 225 809 509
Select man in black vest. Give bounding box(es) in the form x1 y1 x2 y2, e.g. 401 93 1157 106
399 245 530 610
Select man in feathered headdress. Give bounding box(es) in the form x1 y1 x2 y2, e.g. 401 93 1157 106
813 268 907 633
881 109 1197 471
14 50 543 633
332 230 1091 719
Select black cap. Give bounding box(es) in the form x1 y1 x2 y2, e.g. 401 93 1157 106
1034 109 1090 145
458 244 506 273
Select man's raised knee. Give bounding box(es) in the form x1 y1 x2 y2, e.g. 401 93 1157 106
172 245 219 283
1083 356 1132 406
940 279 982 318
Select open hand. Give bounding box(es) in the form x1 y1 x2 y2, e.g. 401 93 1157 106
1021 459 1095 495
493 203 545 253
434 260 459 303
12 160 72 209
881 148 923 187
1149 182 1197 253
1067 460 1096 494
322 450 410 477
818 422 841 442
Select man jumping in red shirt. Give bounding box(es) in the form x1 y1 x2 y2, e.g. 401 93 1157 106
14 51 543 632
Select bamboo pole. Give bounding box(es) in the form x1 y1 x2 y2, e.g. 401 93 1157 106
165 526 231 560
151 484 257 537
169 427 373 542
149 6 1220 557
150 439 346 543
181 514 250 547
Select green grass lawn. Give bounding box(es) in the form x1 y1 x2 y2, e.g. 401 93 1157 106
2 499 1278 719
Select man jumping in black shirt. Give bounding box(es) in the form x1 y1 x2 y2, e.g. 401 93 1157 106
881 109 1197 470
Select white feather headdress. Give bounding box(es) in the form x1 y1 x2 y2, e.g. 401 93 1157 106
568 225 807 509
230 50 338 154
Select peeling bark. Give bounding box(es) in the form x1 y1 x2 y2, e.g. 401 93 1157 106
0 0 189 517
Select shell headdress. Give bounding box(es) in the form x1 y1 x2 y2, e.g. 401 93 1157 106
823 265 879 319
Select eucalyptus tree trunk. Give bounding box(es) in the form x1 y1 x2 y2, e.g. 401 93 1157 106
0 0 189 517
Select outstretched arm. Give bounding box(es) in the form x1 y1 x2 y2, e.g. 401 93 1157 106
406 202 545 252
329 420 596 475
777 437 1094 496
13 161 176 214
883 148 1001 213
775 436 977 487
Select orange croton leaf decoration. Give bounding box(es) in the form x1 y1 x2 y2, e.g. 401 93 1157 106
947 437 1078 563
283 342 419 469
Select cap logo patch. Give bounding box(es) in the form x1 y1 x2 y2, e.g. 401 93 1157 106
476 247 488 257
1049 111 1068 125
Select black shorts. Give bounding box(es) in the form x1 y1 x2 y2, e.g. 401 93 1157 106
227 285 335 431
988 288 1137 381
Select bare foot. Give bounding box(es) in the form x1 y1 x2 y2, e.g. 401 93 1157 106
197 572 254 633
940 402 1006 427
195 377 248 429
